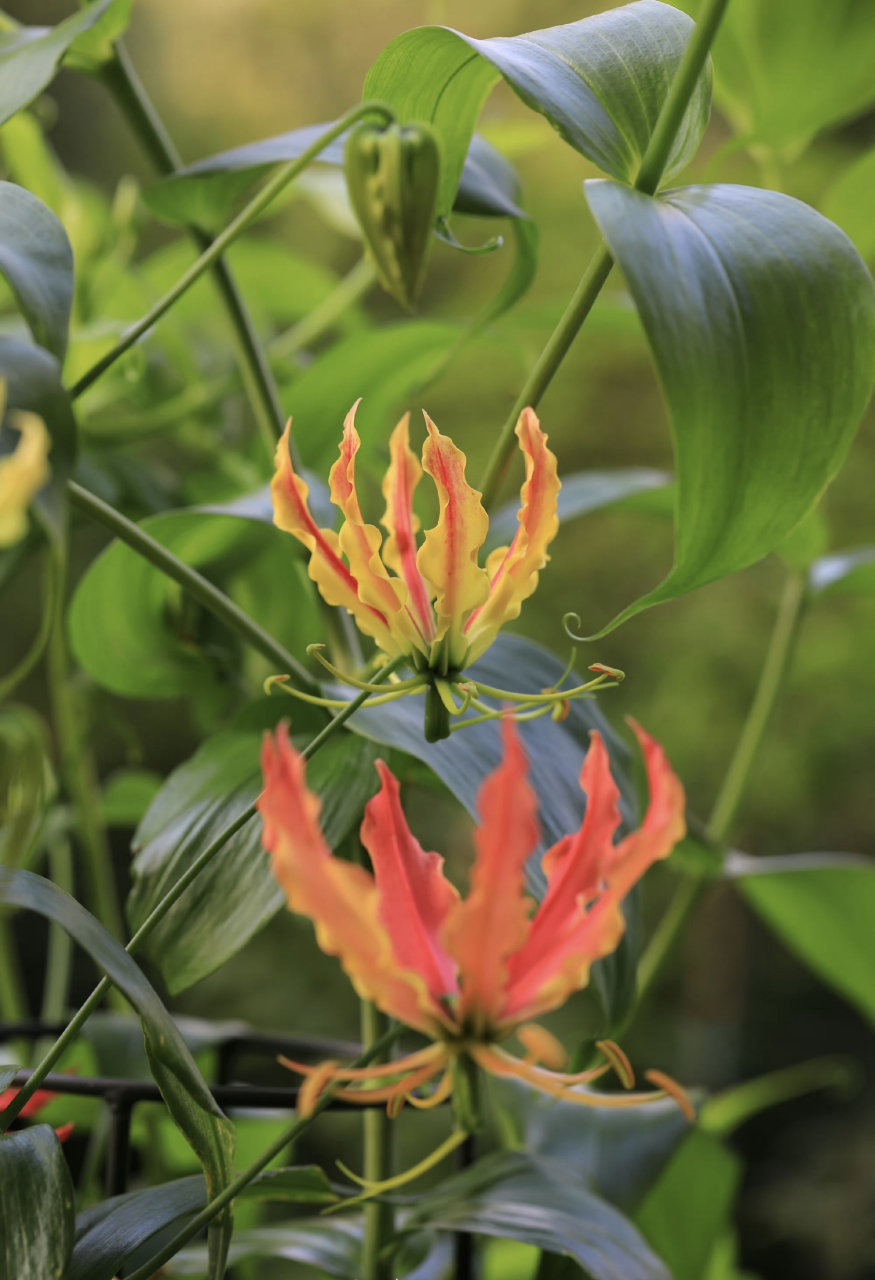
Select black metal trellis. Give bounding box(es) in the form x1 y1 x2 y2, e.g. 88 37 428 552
1 1019 475 1278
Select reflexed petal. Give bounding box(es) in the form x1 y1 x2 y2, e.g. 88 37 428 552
271 420 398 653
441 718 539 1031
258 726 444 1033
417 413 490 671
330 402 423 655
361 759 460 1001
381 413 435 641
464 409 560 663
0 404 51 548
501 724 685 1024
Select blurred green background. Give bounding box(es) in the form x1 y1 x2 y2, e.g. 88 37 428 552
2 2 874 1277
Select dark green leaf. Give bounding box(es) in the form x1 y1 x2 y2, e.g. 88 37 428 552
0 703 54 867
0 181 73 360
69 1167 336 1280
364 2 711 216
453 133 526 219
822 148 875 263
485 468 671 554
128 730 379 993
809 546 875 596
405 1151 670 1280
0 868 235 1273
0 1 112 126
726 852 875 1024
173 1218 364 1279
583 181 875 635
0 1125 74 1280
635 1129 741 1280
491 1075 692 1211
0 1066 19 1091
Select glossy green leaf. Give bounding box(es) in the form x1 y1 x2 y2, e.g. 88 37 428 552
678 0 875 154
172 1218 364 1278
809 545 875 596
0 338 76 545
143 126 524 233
0 1125 74 1280
484 467 671 555
491 1076 692 1211
0 868 235 1274
583 181 875 635
405 1151 669 1280
635 1129 741 1280
364 1 711 217
128 729 379 993
0 182 73 361
69 1167 336 1280
726 852 875 1024
0 1 112 127
63 0 132 74
822 148 875 264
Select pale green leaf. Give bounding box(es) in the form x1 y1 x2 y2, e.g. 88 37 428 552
0 181 73 360
0 1 112 127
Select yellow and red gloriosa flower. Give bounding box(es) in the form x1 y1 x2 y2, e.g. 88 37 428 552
270 402 621 740
258 716 691 1138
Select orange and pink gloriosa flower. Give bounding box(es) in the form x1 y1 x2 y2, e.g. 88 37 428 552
0 1085 74 1144
269 402 623 741
258 715 692 1150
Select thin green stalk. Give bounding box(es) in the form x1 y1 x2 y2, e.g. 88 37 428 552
360 1000 393 1280
70 101 394 401
0 656 405 1129
636 571 807 1004
125 1022 405 1280
0 912 27 1027
478 0 730 508
271 256 377 361
67 480 319 693
0 550 55 702
37 836 74 1058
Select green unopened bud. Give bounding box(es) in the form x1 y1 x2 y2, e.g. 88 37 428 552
344 120 441 311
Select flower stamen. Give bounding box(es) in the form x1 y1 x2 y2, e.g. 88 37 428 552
644 1069 697 1122
329 1128 469 1211
596 1039 636 1089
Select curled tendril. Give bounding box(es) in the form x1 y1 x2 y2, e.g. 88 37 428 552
563 611 586 642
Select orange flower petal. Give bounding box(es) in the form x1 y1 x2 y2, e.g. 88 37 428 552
441 718 540 1032
361 759 460 1003
270 419 398 654
258 727 444 1034
381 413 435 642
502 725 685 1024
330 403 424 655
464 409 560 663
416 413 490 671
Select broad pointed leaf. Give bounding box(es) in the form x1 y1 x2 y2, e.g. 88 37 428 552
363 1 711 216
823 148 875 264
127 730 380 993
171 1218 364 1279
0 182 73 360
0 1125 74 1280
0 1 113 127
583 181 875 635
0 868 235 1275
809 546 875 596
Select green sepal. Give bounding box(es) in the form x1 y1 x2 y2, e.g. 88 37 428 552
424 681 451 743
344 120 441 311
450 1054 484 1134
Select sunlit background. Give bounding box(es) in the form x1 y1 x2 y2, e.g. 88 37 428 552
4 2 875 1277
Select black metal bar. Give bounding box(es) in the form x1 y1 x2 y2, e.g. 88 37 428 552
455 1134 477 1280
105 1089 133 1197
0 1022 361 1059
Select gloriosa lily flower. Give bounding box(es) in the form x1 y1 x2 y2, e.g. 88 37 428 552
258 714 691 1187
270 402 622 740
0 385 51 548
0 1084 74 1144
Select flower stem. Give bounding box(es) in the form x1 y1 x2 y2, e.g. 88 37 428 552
67 480 320 693
360 1000 393 1280
0 656 405 1130
271 256 377 362
0 549 56 702
636 571 807 1004
71 95 393 403
477 0 731 508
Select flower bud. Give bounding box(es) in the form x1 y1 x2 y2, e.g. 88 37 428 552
344 120 441 311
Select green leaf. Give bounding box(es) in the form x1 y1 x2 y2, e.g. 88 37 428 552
404 1151 670 1280
699 1056 857 1138
822 148 875 264
100 769 163 827
0 703 54 867
582 181 875 636
63 0 132 74
363 1 711 217
127 729 379 993
491 1076 691 1211
809 545 875 596
172 1218 365 1279
69 1167 336 1280
0 338 76 545
0 1066 19 1091
635 1129 741 1280
678 0 875 155
0 1125 75 1280
0 1 113 127
0 181 73 361
726 852 875 1024
484 467 671 555
0 868 235 1276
